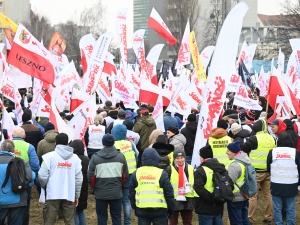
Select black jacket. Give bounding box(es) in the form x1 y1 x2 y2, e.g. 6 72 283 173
233 129 251 145
283 119 299 149
194 158 226 215
181 121 198 156
21 122 43 150
70 140 89 210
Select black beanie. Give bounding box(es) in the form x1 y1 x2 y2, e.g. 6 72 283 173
44 122 55 133
102 134 115 146
55 133 69 145
22 109 32 122
167 126 179 135
187 114 196 122
199 145 213 159
217 120 228 130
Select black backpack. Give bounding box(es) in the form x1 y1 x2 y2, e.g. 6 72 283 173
212 170 234 202
1 157 29 194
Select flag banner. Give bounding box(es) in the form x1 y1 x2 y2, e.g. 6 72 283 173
5 66 32 88
30 92 50 118
186 81 203 109
226 70 243 92
82 32 113 95
1 74 22 103
189 31 206 81
2 105 15 139
53 54 69 71
277 48 285 75
233 85 262 110
236 41 251 71
7 24 58 85
127 65 140 99
146 44 165 85
96 74 111 104
176 20 190 69
238 59 254 90
79 34 95 75
200 45 215 73
167 90 191 118
70 87 90 113
0 43 8 72
192 2 249 167
152 94 165 131
147 7 177 46
48 32 66 56
116 8 128 67
258 66 270 97
111 76 136 105
0 13 17 46
132 29 150 80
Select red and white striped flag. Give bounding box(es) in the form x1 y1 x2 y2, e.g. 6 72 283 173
147 8 177 46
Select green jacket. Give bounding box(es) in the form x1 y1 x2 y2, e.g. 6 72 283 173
37 130 59 164
134 116 156 151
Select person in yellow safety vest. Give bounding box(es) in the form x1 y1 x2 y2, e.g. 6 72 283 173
12 127 40 225
208 119 232 168
129 148 175 225
194 144 229 224
241 119 275 224
165 149 195 225
152 134 174 169
112 124 138 225
226 141 252 225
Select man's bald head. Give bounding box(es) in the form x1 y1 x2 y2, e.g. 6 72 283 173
13 127 26 138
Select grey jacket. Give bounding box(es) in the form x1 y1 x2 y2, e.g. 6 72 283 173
169 133 187 152
88 146 128 200
227 152 252 202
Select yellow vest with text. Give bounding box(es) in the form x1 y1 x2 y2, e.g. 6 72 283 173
114 140 136 174
13 139 29 162
202 166 214 193
209 136 232 167
135 166 167 208
170 164 197 198
250 131 275 171
226 160 246 193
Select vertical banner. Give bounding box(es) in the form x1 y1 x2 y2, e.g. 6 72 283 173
116 8 128 67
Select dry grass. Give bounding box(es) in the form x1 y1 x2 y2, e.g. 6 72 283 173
29 187 300 225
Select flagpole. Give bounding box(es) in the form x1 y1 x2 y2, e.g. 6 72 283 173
265 94 270 119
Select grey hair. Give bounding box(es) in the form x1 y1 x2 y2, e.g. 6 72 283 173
1 140 15 153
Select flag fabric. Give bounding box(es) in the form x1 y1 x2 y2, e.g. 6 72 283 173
0 43 8 72
200 45 215 73
79 34 95 75
96 74 111 103
233 84 262 111
175 20 190 74
192 2 249 167
70 88 90 114
146 44 165 85
237 59 254 90
2 105 15 140
147 7 177 46
7 24 57 85
190 31 206 81
116 8 128 67
29 92 50 118
226 69 243 92
5 66 32 88
152 94 165 131
48 32 66 56
0 14 17 46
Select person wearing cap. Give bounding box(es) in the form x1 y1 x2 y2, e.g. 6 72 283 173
240 119 275 224
194 145 229 224
266 132 300 225
208 119 232 167
226 141 252 225
107 109 127 133
37 122 59 164
269 119 287 138
166 126 187 152
88 133 129 225
181 113 198 165
39 133 83 225
84 114 106 159
112 124 138 225
242 110 256 133
123 120 140 146
129 148 175 225
166 149 196 225
231 122 251 144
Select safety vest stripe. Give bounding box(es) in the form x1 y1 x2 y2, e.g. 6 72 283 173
126 158 136 163
271 174 298 179
250 151 269 156
136 199 166 204
137 190 164 195
251 159 267 164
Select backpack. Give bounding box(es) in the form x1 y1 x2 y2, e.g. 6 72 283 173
158 155 170 170
212 170 234 202
235 160 257 199
1 157 29 194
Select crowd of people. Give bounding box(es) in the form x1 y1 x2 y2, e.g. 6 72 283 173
0 96 300 225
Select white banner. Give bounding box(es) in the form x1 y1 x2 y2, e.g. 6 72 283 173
233 85 262 110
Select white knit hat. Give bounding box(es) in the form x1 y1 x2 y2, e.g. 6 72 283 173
230 123 242 135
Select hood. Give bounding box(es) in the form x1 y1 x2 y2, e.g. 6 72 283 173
69 139 85 155
125 110 136 122
276 120 287 136
233 152 252 165
283 119 294 131
152 142 174 156
44 130 59 143
210 127 228 139
112 124 127 141
185 121 198 132
55 145 74 160
202 158 227 172
142 148 160 166
149 129 164 146
96 146 119 159
277 132 293 147
235 129 251 138
170 133 187 145
140 116 156 127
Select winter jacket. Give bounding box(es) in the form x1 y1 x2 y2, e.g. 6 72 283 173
88 146 128 200
129 148 175 218
134 115 156 151
168 134 187 152
210 127 228 139
194 158 226 215
70 140 89 210
163 113 178 133
0 151 34 208
37 130 59 164
181 121 198 156
267 132 300 197
283 119 298 149
21 121 43 150
227 152 252 202
233 129 251 145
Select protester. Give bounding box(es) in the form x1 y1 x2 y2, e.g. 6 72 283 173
163 110 178 133
269 119 287 138
123 120 140 146
230 122 251 144
107 109 126 133
283 119 299 148
166 126 187 152
152 134 175 169
148 129 164 147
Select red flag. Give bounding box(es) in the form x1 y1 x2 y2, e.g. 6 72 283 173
147 8 177 46
70 88 90 113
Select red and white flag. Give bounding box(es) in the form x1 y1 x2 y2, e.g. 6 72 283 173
116 8 128 67
96 75 111 103
152 94 165 131
2 105 15 140
7 24 57 85
226 69 243 93
233 85 262 110
5 66 32 88
146 44 164 85
147 7 177 46
79 34 95 75
175 20 190 72
200 46 215 72
30 92 50 118
70 88 90 114
192 2 249 167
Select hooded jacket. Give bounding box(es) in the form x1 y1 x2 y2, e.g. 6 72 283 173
283 119 298 149
275 119 287 137
210 128 228 139
37 130 59 164
181 121 198 156
267 132 300 197
129 148 175 219
233 129 251 145
194 158 227 214
168 134 187 152
134 115 156 151
88 146 128 200
70 140 89 210
163 113 178 132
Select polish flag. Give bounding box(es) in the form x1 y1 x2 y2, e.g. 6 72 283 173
152 94 165 131
70 88 90 113
79 34 95 75
147 8 177 46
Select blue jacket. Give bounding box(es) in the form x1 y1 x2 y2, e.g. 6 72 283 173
0 151 35 208
163 113 178 133
129 148 175 218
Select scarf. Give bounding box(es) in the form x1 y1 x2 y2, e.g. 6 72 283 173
176 164 192 201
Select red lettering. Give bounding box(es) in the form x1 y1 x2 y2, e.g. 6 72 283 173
237 86 248 99
189 92 201 104
176 95 187 111
230 74 240 83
